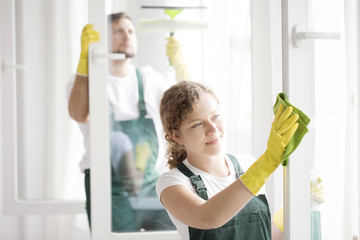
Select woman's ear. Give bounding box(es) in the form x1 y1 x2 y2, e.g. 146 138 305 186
171 129 184 145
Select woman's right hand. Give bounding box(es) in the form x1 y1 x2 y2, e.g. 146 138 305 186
240 104 299 195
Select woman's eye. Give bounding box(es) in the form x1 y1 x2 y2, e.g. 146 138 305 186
213 114 220 120
192 123 201 128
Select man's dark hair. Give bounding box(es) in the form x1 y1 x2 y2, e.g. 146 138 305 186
107 12 133 24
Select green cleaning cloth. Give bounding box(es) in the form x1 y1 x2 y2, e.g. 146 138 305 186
273 93 311 166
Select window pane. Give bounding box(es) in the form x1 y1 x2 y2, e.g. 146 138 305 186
15 0 88 201
310 0 350 239
105 0 252 234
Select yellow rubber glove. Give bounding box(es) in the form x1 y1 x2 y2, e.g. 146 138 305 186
273 207 284 232
240 104 299 195
76 24 101 76
135 142 151 172
166 36 190 82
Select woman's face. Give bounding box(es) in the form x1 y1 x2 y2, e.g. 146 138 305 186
172 92 224 159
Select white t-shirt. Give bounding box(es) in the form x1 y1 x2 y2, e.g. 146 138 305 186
66 65 173 172
156 154 265 240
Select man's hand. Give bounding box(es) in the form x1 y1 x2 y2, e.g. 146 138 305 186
76 24 101 76
166 36 190 82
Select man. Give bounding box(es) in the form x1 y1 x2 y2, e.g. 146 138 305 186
67 12 188 232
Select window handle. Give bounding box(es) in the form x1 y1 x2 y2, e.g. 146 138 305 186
2 60 27 72
89 46 125 64
292 24 341 48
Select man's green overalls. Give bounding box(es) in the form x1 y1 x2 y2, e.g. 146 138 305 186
110 69 174 232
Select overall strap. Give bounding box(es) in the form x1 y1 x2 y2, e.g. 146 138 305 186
226 154 244 178
177 163 209 200
136 68 147 118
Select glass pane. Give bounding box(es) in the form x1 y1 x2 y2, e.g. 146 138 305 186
106 1 178 233
15 0 88 201
105 0 252 234
310 0 349 239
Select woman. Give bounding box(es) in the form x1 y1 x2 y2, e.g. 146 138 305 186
156 81 299 239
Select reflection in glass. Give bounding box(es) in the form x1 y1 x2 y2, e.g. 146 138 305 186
110 98 174 232
310 171 324 240
106 10 175 232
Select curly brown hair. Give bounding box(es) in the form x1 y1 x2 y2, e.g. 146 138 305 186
160 81 219 169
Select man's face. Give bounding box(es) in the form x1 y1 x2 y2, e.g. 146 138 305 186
109 18 137 58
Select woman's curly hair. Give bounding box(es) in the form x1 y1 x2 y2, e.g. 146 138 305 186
160 81 218 169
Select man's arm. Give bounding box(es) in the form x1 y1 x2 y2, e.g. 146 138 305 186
68 75 90 122
68 24 100 123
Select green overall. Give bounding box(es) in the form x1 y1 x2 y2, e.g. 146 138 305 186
110 69 174 232
177 154 271 239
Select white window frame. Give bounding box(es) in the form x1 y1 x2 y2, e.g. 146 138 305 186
87 0 178 238
282 0 314 238
281 0 360 239
1 0 85 215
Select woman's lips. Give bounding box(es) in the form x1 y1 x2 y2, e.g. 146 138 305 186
206 138 219 145
206 132 221 145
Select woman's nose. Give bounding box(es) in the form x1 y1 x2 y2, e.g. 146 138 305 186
206 121 218 136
